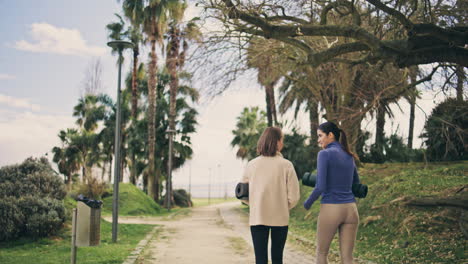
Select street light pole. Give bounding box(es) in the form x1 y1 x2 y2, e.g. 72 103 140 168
107 40 134 243
208 168 211 205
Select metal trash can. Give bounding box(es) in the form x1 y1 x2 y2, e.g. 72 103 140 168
76 201 101 246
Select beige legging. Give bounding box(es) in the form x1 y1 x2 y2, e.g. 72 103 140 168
316 203 359 264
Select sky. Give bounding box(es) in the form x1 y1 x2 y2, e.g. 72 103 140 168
0 0 450 197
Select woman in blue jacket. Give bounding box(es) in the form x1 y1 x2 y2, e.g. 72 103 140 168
303 121 360 264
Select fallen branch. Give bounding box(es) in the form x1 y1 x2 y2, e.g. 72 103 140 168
405 197 468 210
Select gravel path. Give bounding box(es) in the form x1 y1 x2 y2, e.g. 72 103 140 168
106 202 317 264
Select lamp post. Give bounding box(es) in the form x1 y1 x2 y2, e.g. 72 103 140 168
208 168 211 205
107 40 134 243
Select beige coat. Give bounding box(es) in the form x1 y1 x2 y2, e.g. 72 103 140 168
241 153 300 226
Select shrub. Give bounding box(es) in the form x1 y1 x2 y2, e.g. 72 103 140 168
359 133 424 163
0 157 67 241
173 189 193 207
72 177 110 200
0 197 24 241
0 157 66 200
282 129 318 177
18 196 66 237
421 98 468 161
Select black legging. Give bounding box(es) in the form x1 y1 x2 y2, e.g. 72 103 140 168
250 225 288 264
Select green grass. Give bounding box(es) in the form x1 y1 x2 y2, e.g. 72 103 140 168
0 184 168 264
102 183 162 216
192 197 237 207
0 217 155 264
288 161 468 264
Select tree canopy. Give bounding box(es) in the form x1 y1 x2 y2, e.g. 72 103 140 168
199 0 467 68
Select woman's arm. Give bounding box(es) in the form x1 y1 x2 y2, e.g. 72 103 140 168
303 150 328 210
240 165 250 205
287 163 300 210
352 163 360 185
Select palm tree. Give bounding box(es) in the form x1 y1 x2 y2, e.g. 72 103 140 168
246 38 287 126
72 94 107 182
106 13 143 119
278 74 319 143
165 2 202 207
141 0 180 202
231 107 268 161
120 1 146 119
52 129 81 190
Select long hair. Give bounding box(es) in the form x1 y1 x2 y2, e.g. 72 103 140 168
257 127 283 157
318 122 357 160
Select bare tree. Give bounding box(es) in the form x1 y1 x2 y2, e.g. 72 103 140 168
81 58 104 96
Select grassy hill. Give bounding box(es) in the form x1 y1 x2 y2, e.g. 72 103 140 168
102 183 162 216
289 161 467 264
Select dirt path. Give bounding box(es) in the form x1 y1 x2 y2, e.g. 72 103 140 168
105 202 316 264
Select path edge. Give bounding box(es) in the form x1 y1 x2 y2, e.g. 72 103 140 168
122 226 159 264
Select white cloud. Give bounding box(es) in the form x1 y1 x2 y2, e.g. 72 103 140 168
0 74 16 80
0 93 41 111
0 110 75 167
14 23 106 56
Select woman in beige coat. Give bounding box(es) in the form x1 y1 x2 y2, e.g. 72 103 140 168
241 127 301 264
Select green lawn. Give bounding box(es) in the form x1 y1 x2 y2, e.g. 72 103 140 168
102 183 162 216
0 218 155 264
192 197 237 207
0 183 165 264
288 161 467 264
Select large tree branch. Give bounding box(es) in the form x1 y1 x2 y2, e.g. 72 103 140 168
396 46 468 68
307 42 370 66
222 0 382 49
411 24 468 46
365 0 413 29
218 0 468 68
321 0 361 26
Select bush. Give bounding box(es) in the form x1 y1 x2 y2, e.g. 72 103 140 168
0 197 24 241
0 157 67 241
18 196 66 237
0 157 66 199
421 98 468 161
173 189 193 207
359 133 424 163
282 129 318 177
72 177 110 200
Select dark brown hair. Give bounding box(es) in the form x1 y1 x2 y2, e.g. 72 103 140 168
318 121 358 160
257 127 283 157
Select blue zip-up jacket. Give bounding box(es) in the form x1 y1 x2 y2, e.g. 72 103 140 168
304 141 360 209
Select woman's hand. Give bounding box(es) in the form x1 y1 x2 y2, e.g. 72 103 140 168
303 199 313 210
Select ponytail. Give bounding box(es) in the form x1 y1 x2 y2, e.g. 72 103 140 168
339 129 358 160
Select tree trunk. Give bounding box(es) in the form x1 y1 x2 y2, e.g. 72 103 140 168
131 49 139 118
264 82 278 127
456 65 465 102
101 161 106 182
269 81 278 126
130 153 137 185
120 157 124 182
308 100 319 144
108 155 112 183
147 36 159 202
164 25 180 208
82 166 86 183
408 67 418 149
67 174 73 192
375 103 386 162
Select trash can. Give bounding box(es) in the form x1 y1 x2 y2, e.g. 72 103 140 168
75 197 102 247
